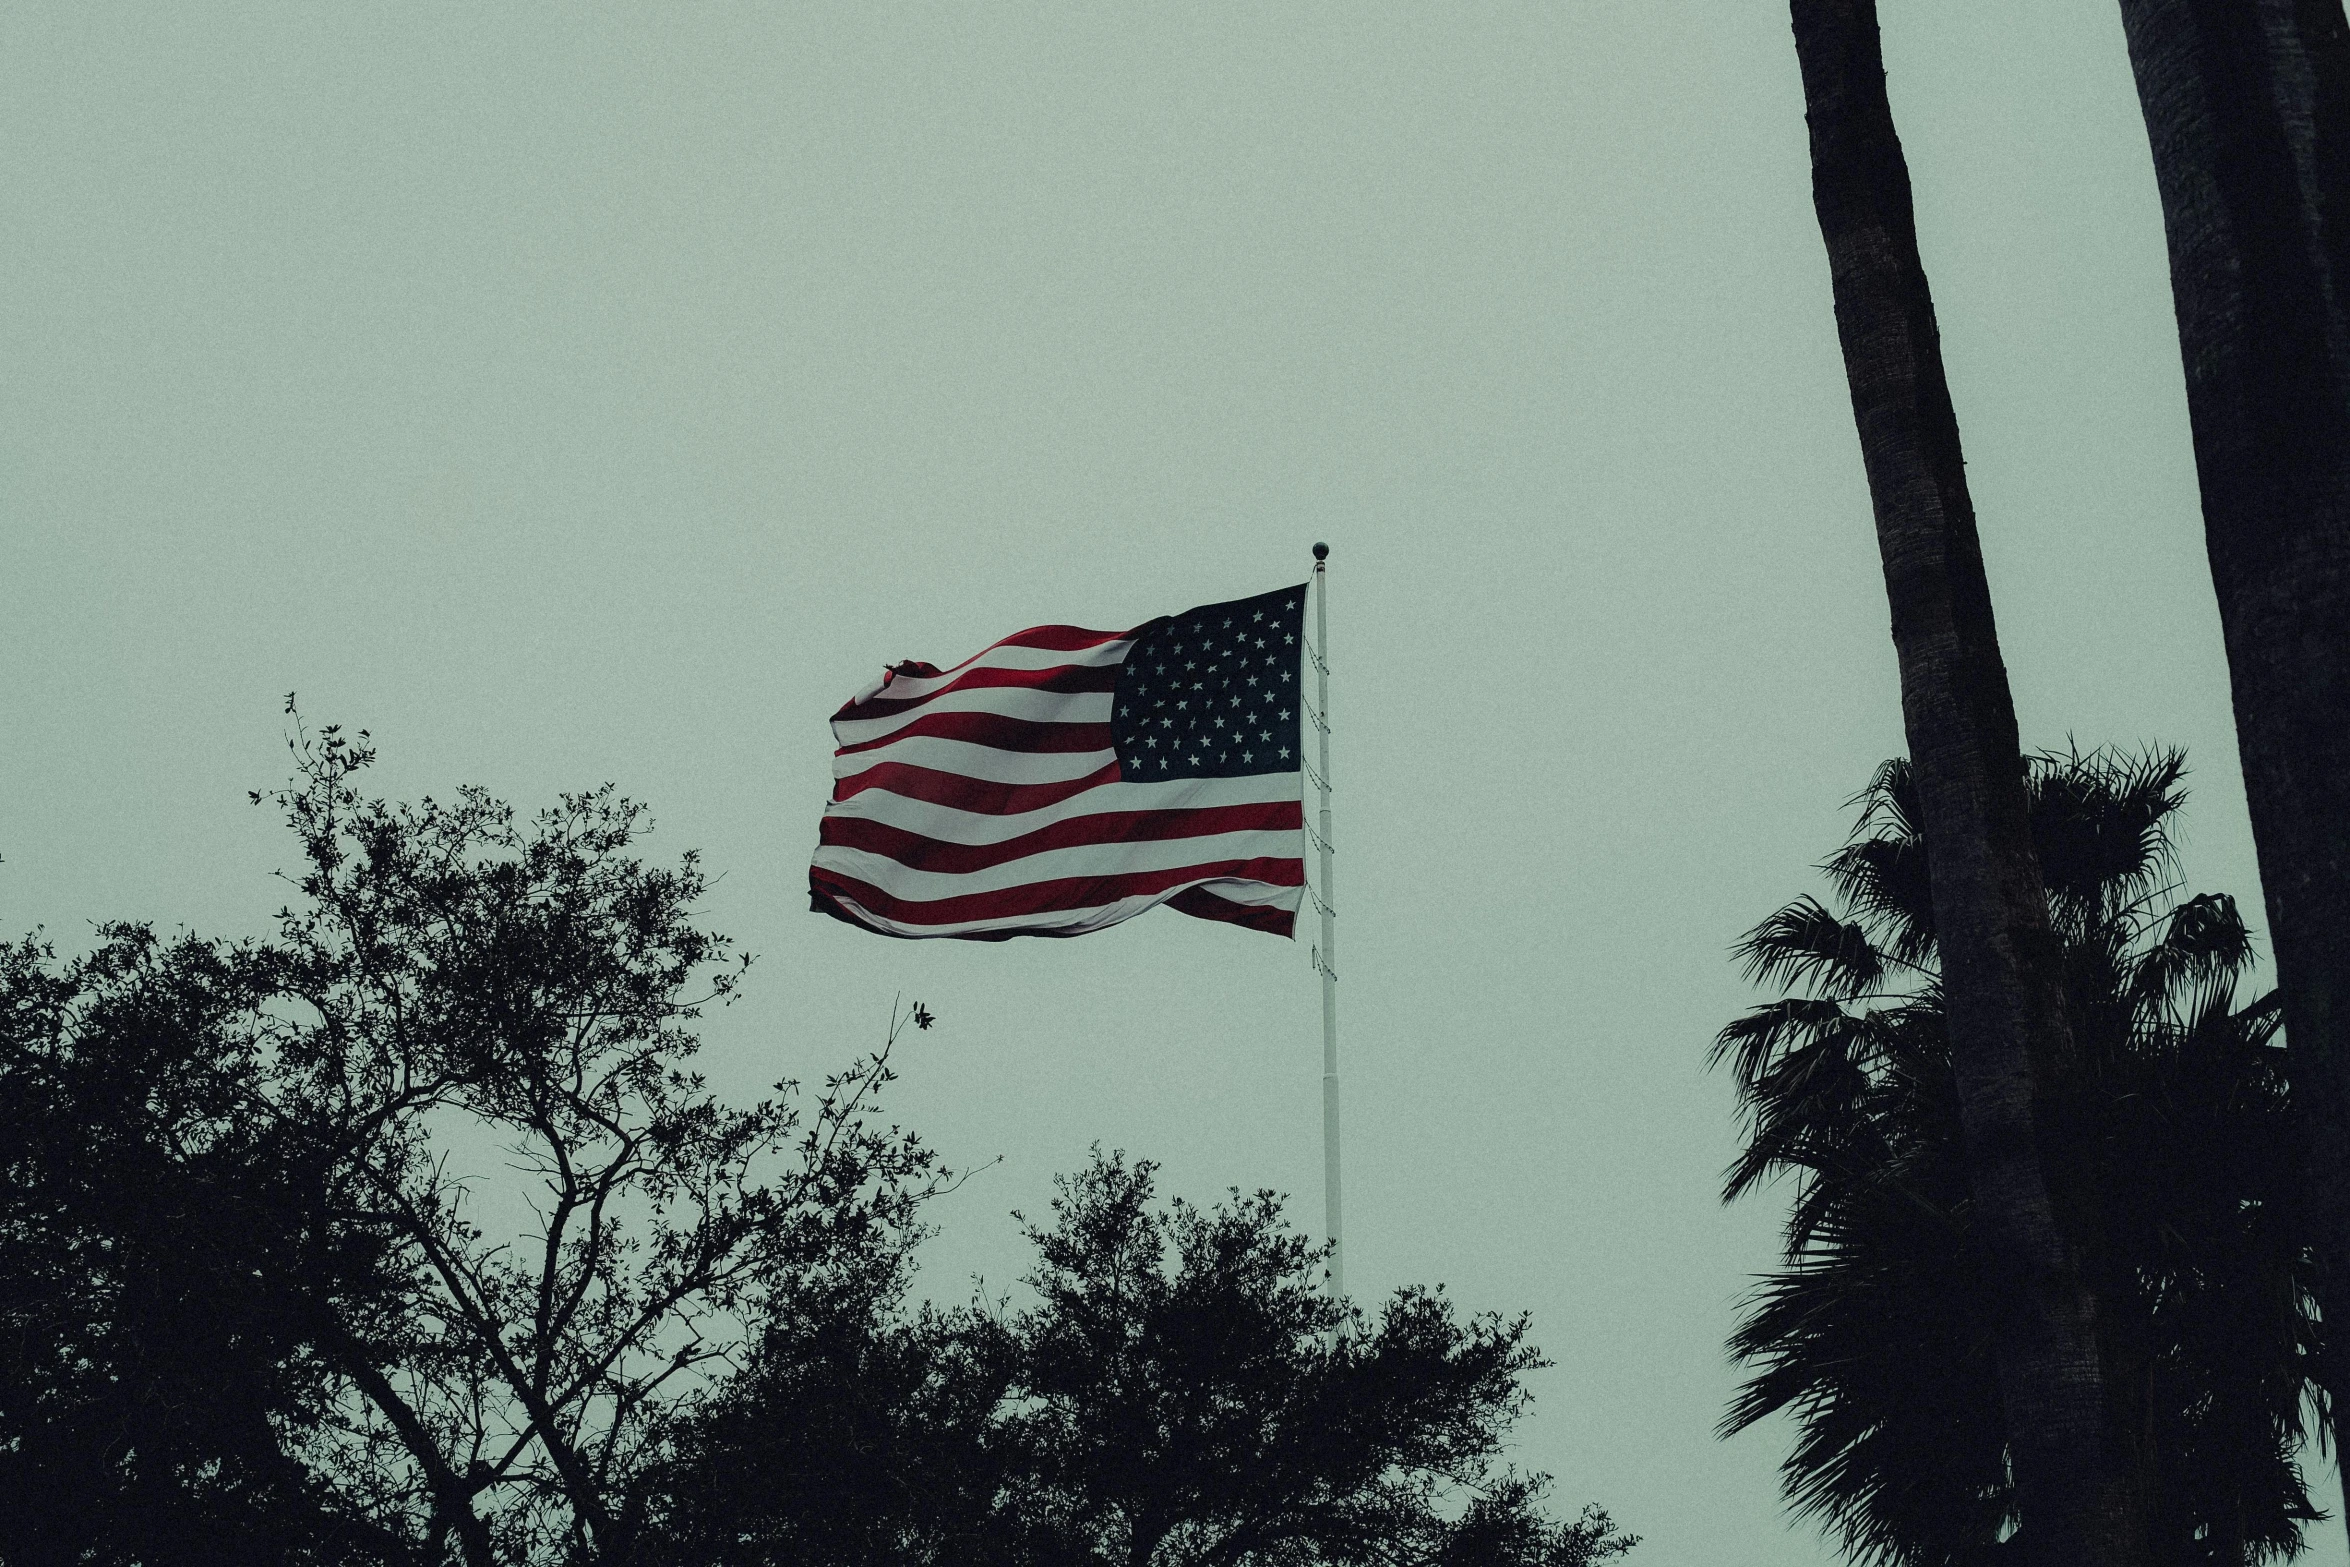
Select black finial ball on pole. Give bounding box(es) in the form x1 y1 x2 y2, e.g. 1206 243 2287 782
1312 541 1329 561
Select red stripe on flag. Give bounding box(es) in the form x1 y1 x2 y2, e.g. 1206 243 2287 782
835 713 1113 757
818 800 1302 874
1167 884 1298 937
829 760 1123 813
837 661 1118 722
809 856 1304 927
990 625 1128 652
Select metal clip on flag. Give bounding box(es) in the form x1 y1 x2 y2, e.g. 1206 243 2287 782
1308 543 1342 1300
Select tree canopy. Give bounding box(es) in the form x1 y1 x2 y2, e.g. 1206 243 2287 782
2 720 947 1565
654 1150 1633 1567
1 719 1623 1567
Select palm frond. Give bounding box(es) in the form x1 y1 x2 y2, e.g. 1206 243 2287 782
2027 744 2187 926
1823 817 1936 972
1737 898 1887 1001
1844 757 1924 847
1718 1007 1914 1208
1711 997 1856 1085
1725 1195 2007 1567
2125 892 2255 1028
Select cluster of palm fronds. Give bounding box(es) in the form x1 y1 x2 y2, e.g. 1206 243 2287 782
1718 748 2321 1566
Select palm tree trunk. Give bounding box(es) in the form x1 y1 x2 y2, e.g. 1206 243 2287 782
1788 3 2143 1560
2110 0 2350 1530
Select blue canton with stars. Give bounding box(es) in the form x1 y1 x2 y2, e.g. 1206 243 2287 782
1111 584 1307 779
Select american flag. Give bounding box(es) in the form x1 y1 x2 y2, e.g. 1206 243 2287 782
810 583 1308 940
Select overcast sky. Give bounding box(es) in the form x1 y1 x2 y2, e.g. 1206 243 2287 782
3 4 2324 1563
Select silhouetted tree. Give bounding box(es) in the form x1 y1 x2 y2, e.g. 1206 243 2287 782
1786 3 2137 1558
3 717 1621 1567
1719 748 2321 1566
0 716 948 1567
654 1151 1634 1567
249 720 947 1566
2111 3 2350 1529
645 1272 1026 1566
0 927 403 1567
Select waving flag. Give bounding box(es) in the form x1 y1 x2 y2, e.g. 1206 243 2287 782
810 584 1307 940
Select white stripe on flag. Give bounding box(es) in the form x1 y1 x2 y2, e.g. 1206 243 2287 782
823 771 1300 844
818 875 1301 940
813 829 1300 900
833 737 1115 786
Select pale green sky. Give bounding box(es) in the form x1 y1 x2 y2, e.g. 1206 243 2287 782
1 4 2312 1563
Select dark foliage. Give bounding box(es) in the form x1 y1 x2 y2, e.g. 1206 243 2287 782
0 928 398 1566
645 1280 1024 1566
653 1151 1634 1567
1718 748 2321 1566
2 714 1623 1567
0 716 945 1566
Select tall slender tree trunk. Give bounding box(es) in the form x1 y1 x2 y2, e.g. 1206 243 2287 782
2110 1 2350 1529
1788 3 2143 1560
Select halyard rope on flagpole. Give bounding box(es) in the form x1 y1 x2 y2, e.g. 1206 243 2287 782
1309 541 1343 1303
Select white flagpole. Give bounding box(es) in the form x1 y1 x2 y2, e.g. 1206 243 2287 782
1309 541 1342 1301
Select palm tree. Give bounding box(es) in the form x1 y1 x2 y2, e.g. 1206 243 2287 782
1718 748 2322 1566
1787 3 2135 1553
2112 6 2350 1524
